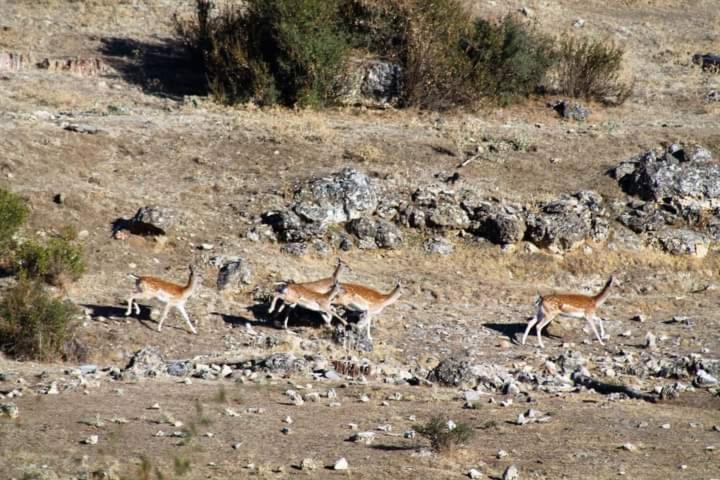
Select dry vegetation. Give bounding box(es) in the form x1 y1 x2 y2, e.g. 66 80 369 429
1 0 720 479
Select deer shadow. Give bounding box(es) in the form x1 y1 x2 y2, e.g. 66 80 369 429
99 37 207 100
213 301 339 330
81 303 156 331
483 322 531 343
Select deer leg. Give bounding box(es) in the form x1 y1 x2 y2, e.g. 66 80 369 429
125 296 135 316
521 313 539 345
177 304 197 334
268 294 281 314
157 303 171 332
586 315 604 345
535 311 554 348
593 314 607 339
283 305 295 330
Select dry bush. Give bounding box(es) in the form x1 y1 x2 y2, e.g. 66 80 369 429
0 276 80 361
15 236 85 287
414 414 474 452
553 36 633 105
0 188 28 255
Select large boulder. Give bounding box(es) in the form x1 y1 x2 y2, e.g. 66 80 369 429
347 217 403 249
471 201 527 245
652 228 710 258
335 58 402 108
525 191 608 251
292 168 378 225
615 144 720 213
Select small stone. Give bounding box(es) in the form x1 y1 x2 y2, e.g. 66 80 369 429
403 430 416 439
349 431 376 444
232 442 242 450
303 392 320 402
377 424 392 432
447 420 457 431
300 458 317 471
619 330 632 338
281 427 291 435
82 435 99 445
0 403 19 419
46 382 59 395
283 416 293 424
645 332 657 350
149 403 161 410
497 449 508 459
224 408 240 417
359 394 370 403
695 369 719 387
631 314 645 323
502 464 519 480
661 423 671 430
334 458 349 471
622 443 638 452
348 423 358 430
468 469 483 479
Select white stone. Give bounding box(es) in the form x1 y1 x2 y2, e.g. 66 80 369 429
334 458 348 470
468 469 483 479
83 435 98 445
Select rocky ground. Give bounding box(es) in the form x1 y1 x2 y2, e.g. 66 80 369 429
1 0 720 479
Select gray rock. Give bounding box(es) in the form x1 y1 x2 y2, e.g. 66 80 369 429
347 217 377 242
258 353 307 373
131 206 176 234
333 324 373 352
167 360 191 377
616 145 720 212
336 58 402 108
693 52 720 70
694 369 718 387
552 100 590 121
472 201 526 244
123 346 166 379
653 228 710 258
502 464 519 480
280 242 307 256
427 357 473 387
0 402 18 419
215 256 252 290
375 220 403 249
428 203 471 230
526 191 606 251
707 90 720 102
292 168 378 225
424 237 454 255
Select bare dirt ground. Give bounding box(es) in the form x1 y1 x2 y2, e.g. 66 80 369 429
1 0 720 479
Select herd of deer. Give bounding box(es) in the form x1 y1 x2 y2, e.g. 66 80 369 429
125 259 616 349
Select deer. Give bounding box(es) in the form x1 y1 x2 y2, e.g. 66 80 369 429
332 281 402 340
292 258 350 294
125 265 201 334
521 274 616 348
268 280 347 330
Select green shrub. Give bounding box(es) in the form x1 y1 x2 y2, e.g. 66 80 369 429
465 15 555 104
0 189 28 254
175 0 350 107
553 36 632 104
0 276 79 361
15 237 85 286
414 415 475 452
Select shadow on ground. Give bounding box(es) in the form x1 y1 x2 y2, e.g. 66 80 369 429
483 322 530 342
81 303 157 331
99 37 207 99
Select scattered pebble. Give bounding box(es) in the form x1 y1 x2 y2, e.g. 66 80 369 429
661 423 671 430
82 435 98 445
0 403 19 419
468 468 483 479
232 442 242 450
497 449 508 459
621 443 638 452
334 457 349 471
283 416 293 424
300 458 317 471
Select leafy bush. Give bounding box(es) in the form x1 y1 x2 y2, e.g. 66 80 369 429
175 0 350 107
15 237 85 286
0 189 28 254
465 15 555 104
414 415 475 452
553 36 632 104
0 276 79 361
